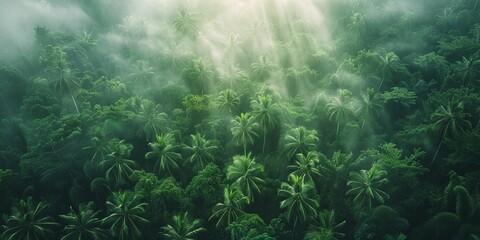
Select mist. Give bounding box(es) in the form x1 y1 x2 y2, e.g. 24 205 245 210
1 0 480 239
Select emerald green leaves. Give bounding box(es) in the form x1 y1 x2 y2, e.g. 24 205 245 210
346 165 389 209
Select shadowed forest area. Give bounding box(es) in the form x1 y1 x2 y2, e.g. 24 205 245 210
1 0 480 239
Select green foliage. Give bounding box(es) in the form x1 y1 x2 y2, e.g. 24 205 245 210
251 94 279 153
209 186 248 227
160 212 205 240
59 202 106 240
100 139 136 185
231 113 260 156
145 133 181 177
186 163 224 210
278 175 319 223
355 206 409 240
103 191 148 240
380 87 417 107
284 126 318 159
182 58 213 94
346 165 389 209
305 210 346 240
1 197 59 240
288 151 322 185
135 100 169 141
216 89 240 115
327 89 354 135
227 154 266 203
184 133 217 172
454 186 474 223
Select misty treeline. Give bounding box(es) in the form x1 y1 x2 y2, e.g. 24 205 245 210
1 0 480 239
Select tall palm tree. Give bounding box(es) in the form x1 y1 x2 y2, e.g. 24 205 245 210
378 52 403 90
136 100 169 142
145 133 181 177
251 94 279 154
250 55 274 82
430 99 471 165
1 197 59 240
216 89 240 115
102 191 148 240
304 210 346 240
184 133 217 172
231 113 259 156
59 202 106 240
223 33 244 63
82 129 110 170
209 186 248 227
182 58 213 94
130 59 155 88
161 212 205 240
347 12 365 43
346 165 389 209
227 154 266 203
100 140 136 186
173 8 198 38
219 64 246 89
41 45 81 114
278 175 319 240
454 54 480 86
288 152 322 185
284 126 319 159
355 88 382 129
327 90 354 136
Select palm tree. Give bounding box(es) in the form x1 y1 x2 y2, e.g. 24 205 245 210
223 33 243 63
219 64 246 89
160 212 205 240
184 133 217 172
2 197 59 240
137 100 168 141
346 165 389 209
347 12 365 43
278 175 319 240
145 133 181 177
355 88 382 129
136 100 169 142
102 191 148 240
304 210 346 240
130 59 155 88
231 113 259 156
100 140 136 186
82 129 110 170
327 90 354 136
378 52 403 90
227 154 266 203
209 186 248 227
173 8 198 38
161 45 188 72
288 152 322 185
59 202 106 240
182 58 213 94
250 55 274 82
41 45 81 114
454 54 480 85
430 99 471 165
284 126 319 159
216 89 240 115
251 94 279 154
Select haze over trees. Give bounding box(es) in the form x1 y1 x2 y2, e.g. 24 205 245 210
1 0 480 239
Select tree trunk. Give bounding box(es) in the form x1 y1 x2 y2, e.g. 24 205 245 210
262 128 266 154
71 95 80 114
243 142 247 156
291 216 298 240
430 138 443 166
336 121 340 136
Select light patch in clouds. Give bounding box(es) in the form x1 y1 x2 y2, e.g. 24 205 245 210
0 0 90 59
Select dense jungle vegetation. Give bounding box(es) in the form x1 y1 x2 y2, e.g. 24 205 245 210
1 0 480 239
